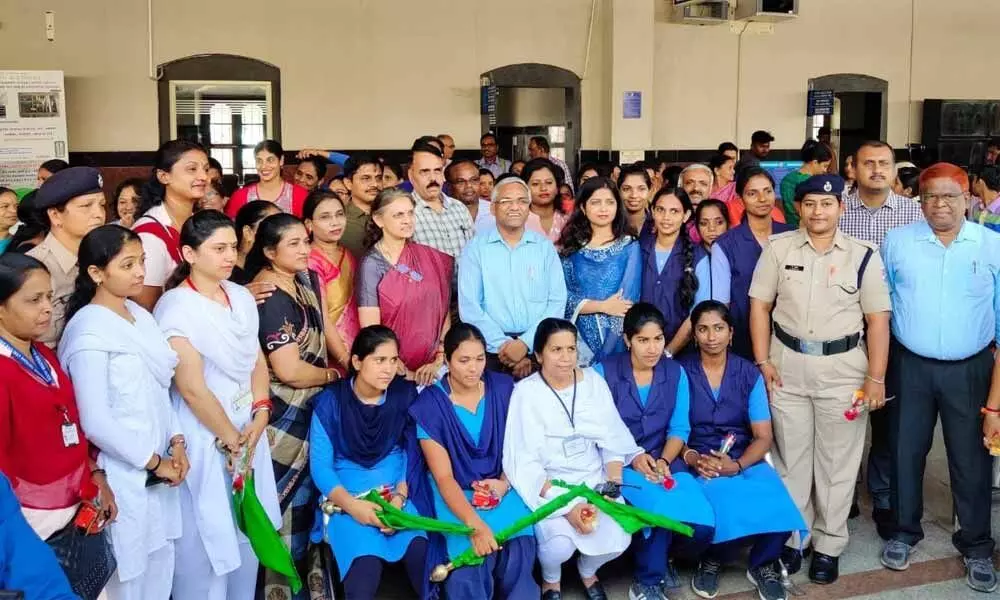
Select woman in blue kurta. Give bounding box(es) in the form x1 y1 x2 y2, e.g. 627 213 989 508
679 301 806 600
640 187 713 357
557 177 641 366
594 303 715 600
309 325 430 600
409 323 539 599
709 167 792 359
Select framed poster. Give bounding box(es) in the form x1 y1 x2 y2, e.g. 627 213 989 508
0 70 68 188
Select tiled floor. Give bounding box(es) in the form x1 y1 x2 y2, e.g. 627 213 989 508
376 423 996 598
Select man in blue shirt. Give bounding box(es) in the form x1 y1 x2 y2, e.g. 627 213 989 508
458 176 567 379
879 162 1000 594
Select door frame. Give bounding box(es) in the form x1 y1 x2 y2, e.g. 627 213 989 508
806 74 888 143
481 63 581 177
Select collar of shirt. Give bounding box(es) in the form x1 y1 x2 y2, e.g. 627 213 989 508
914 219 981 245
844 189 909 212
345 200 370 218
485 225 540 247
412 190 458 212
41 232 78 273
480 156 500 166
791 228 851 252
146 202 174 228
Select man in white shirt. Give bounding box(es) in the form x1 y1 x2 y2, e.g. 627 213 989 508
446 159 493 235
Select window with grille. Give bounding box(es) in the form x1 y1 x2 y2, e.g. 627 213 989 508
168 80 273 179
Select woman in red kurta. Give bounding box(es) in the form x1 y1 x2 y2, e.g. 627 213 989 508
225 140 309 219
0 252 117 596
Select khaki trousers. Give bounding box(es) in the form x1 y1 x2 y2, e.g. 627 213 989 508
768 336 868 557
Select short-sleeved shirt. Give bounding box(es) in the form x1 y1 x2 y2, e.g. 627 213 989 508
411 192 474 259
838 189 923 247
356 251 393 308
341 201 372 259
26 233 78 348
749 229 891 341
134 204 178 288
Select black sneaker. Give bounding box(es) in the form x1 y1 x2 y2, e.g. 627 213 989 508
747 562 787 600
691 559 722 599
779 546 803 575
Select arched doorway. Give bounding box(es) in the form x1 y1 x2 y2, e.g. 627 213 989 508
806 74 888 168
481 63 582 178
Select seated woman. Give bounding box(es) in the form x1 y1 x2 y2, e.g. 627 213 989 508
0 252 117 599
245 212 344 599
503 318 643 600
356 188 452 386
152 211 281 600
678 301 806 600
409 323 539 599
594 303 715 600
309 325 429 600
59 225 187 600
558 177 641 366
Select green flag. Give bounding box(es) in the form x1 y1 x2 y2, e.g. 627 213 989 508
359 489 476 535
435 479 694 580
232 472 302 594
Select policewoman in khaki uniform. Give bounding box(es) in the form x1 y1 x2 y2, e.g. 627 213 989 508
748 174 891 585
26 167 106 348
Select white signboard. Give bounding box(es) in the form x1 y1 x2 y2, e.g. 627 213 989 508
0 70 68 188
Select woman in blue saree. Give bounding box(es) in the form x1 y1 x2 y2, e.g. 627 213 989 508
409 323 539 599
557 177 641 366
309 325 430 600
593 303 715 600
678 301 806 600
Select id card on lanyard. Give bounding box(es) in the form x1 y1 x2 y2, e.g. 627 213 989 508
57 405 80 447
541 371 586 458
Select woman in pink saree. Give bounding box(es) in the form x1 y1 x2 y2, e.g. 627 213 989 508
303 189 359 375
356 188 451 386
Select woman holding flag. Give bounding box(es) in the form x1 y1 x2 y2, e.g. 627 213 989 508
409 323 539 599
678 301 805 600
594 303 716 600
153 211 281 600
503 318 644 600
309 325 430 600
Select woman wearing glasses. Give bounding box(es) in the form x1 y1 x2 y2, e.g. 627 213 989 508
356 188 452 387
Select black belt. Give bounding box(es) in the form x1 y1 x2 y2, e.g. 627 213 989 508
774 323 860 357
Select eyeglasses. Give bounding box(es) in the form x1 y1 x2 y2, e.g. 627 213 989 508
495 198 531 208
451 177 481 187
921 192 964 205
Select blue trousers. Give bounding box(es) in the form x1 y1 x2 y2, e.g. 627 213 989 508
342 537 428 600
634 524 715 586
707 531 790 570
445 536 539 600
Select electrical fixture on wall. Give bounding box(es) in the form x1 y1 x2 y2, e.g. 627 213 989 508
45 11 55 41
668 0 731 25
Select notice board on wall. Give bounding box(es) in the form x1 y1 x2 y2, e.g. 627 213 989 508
0 70 68 188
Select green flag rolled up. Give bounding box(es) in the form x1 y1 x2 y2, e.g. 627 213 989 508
231 471 302 594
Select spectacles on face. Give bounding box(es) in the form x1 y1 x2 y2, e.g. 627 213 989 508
495 198 531 208
451 177 481 187
921 192 964 206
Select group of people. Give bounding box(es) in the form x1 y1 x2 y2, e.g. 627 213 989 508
0 129 998 600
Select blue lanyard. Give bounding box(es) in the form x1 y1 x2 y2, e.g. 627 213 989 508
0 337 55 386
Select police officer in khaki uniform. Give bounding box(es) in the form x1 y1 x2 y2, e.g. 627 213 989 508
748 174 891 585
26 166 106 347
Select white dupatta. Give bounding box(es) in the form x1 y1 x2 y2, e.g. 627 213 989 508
58 300 181 581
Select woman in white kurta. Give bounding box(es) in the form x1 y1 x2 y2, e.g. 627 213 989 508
58 225 187 600
152 211 281 600
503 318 643 600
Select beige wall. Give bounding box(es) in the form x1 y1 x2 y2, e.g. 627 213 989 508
0 0 609 151
653 0 1000 150
0 0 997 153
